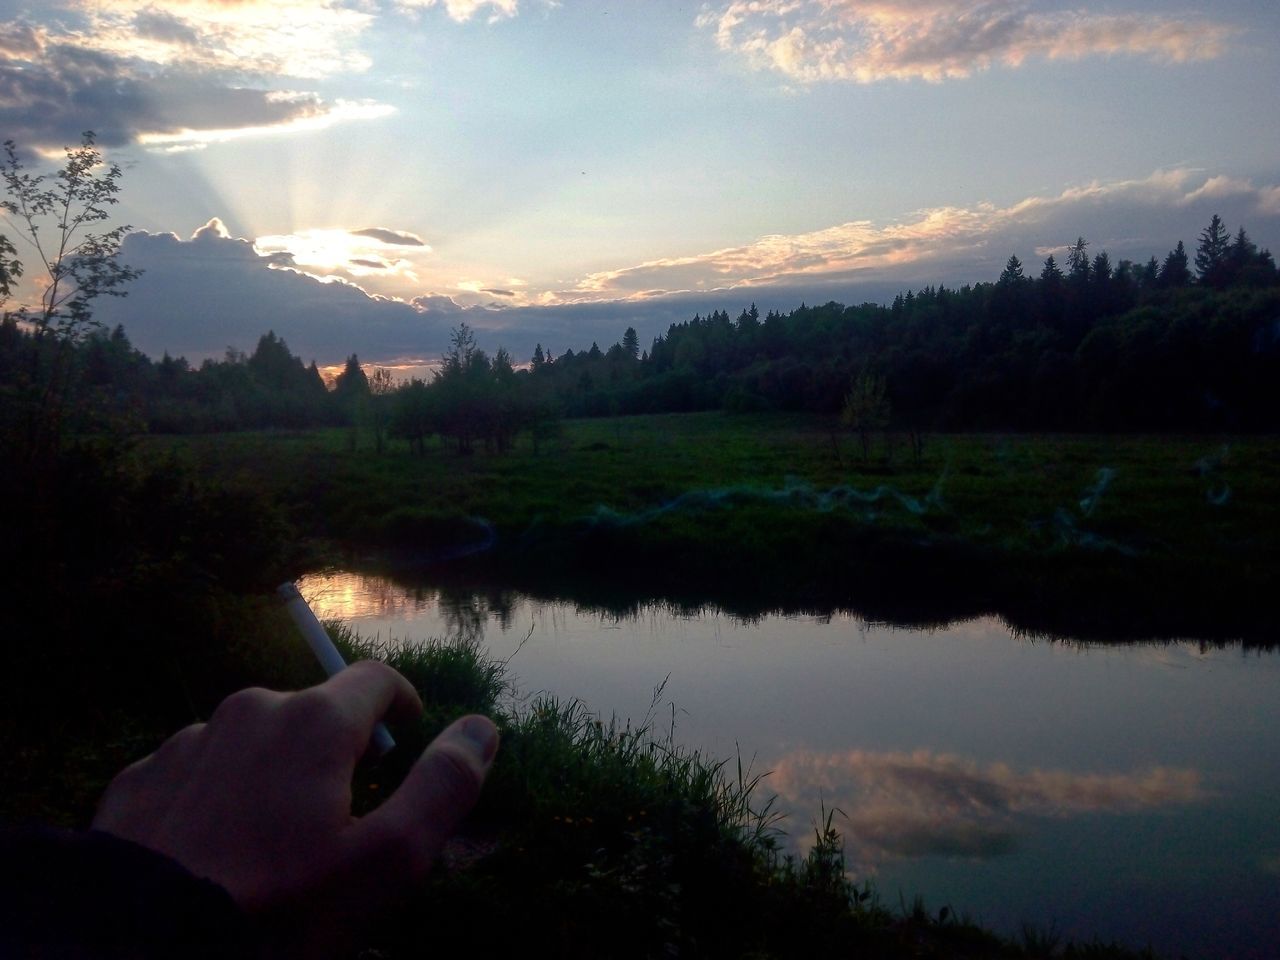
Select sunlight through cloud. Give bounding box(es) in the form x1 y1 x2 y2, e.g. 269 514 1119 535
78 0 375 78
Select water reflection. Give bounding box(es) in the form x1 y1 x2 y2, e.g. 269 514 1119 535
769 747 1206 866
295 568 1280 957
302 572 521 641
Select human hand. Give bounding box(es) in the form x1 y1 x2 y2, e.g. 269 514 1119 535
92 660 499 955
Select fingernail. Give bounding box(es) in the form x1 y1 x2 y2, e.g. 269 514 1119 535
453 715 500 766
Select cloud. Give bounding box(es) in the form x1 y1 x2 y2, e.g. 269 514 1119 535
131 8 203 48
75 0 374 79
394 0 522 23
411 294 467 314
557 169 1280 301
91 222 447 362
0 2 387 152
697 0 1236 84
351 227 429 247
768 747 1206 865
482 288 516 297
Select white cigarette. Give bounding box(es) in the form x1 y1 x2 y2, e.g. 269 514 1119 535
278 581 396 756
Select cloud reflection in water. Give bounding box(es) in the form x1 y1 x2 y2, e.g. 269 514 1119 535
768 748 1206 866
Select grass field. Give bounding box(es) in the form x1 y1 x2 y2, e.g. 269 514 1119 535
151 412 1279 642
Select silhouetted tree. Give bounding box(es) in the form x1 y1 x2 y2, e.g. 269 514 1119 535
1160 241 1191 287
841 371 890 461
1195 214 1232 288
622 327 640 361
390 378 434 454
368 367 395 454
1 132 141 457
1066 237 1090 281
333 354 370 402
998 255 1025 285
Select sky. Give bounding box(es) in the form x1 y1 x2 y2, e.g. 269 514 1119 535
2 0 1279 369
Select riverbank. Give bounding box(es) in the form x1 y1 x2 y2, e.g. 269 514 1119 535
348 630 1178 960
6 414 1270 956
156 413 1279 643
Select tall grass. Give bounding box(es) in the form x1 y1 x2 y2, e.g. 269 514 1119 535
332 630 1159 959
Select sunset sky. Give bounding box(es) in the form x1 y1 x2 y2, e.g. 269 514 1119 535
2 0 1278 367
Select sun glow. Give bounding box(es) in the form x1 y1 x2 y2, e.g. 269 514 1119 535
254 226 430 278
137 101 396 151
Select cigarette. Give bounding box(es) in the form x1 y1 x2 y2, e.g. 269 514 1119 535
278 581 396 756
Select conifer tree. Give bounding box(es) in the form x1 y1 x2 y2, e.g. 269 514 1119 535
1160 241 1191 287
998 255 1025 284
1195 214 1231 287
621 326 640 361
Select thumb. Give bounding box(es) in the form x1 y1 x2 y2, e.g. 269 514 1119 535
353 714 500 883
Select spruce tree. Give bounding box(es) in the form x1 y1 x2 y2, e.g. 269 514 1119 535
1195 214 1231 287
1160 241 1191 287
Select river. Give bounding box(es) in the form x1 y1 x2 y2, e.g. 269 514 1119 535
298 569 1280 960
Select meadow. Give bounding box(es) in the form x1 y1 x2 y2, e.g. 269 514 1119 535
157 412 1279 643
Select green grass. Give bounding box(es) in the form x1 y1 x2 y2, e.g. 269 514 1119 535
147 413 1280 642
328 631 1162 959
346 633 1168 958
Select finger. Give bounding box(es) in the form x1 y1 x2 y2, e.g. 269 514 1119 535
304 660 424 755
348 715 499 882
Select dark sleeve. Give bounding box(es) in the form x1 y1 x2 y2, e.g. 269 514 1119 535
0 825 260 959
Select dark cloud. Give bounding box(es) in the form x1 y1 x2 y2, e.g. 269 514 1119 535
0 22 40 58
90 227 793 366
482 288 515 297
351 227 427 246
132 9 202 47
92 226 445 363
350 258 389 269
0 28 344 151
411 294 466 314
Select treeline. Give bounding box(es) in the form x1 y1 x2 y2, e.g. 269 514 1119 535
528 217 1280 431
3 215 1278 445
0 318 561 454
0 323 340 436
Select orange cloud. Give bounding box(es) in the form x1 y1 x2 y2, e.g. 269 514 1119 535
553 169 1280 302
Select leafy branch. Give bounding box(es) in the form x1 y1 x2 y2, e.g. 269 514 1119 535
1 131 141 343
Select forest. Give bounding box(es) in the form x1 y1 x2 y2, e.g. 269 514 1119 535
2 215 1277 452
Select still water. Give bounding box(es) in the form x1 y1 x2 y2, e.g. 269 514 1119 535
299 570 1280 959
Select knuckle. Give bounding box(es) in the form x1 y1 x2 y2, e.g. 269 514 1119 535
286 688 354 739
210 686 279 726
